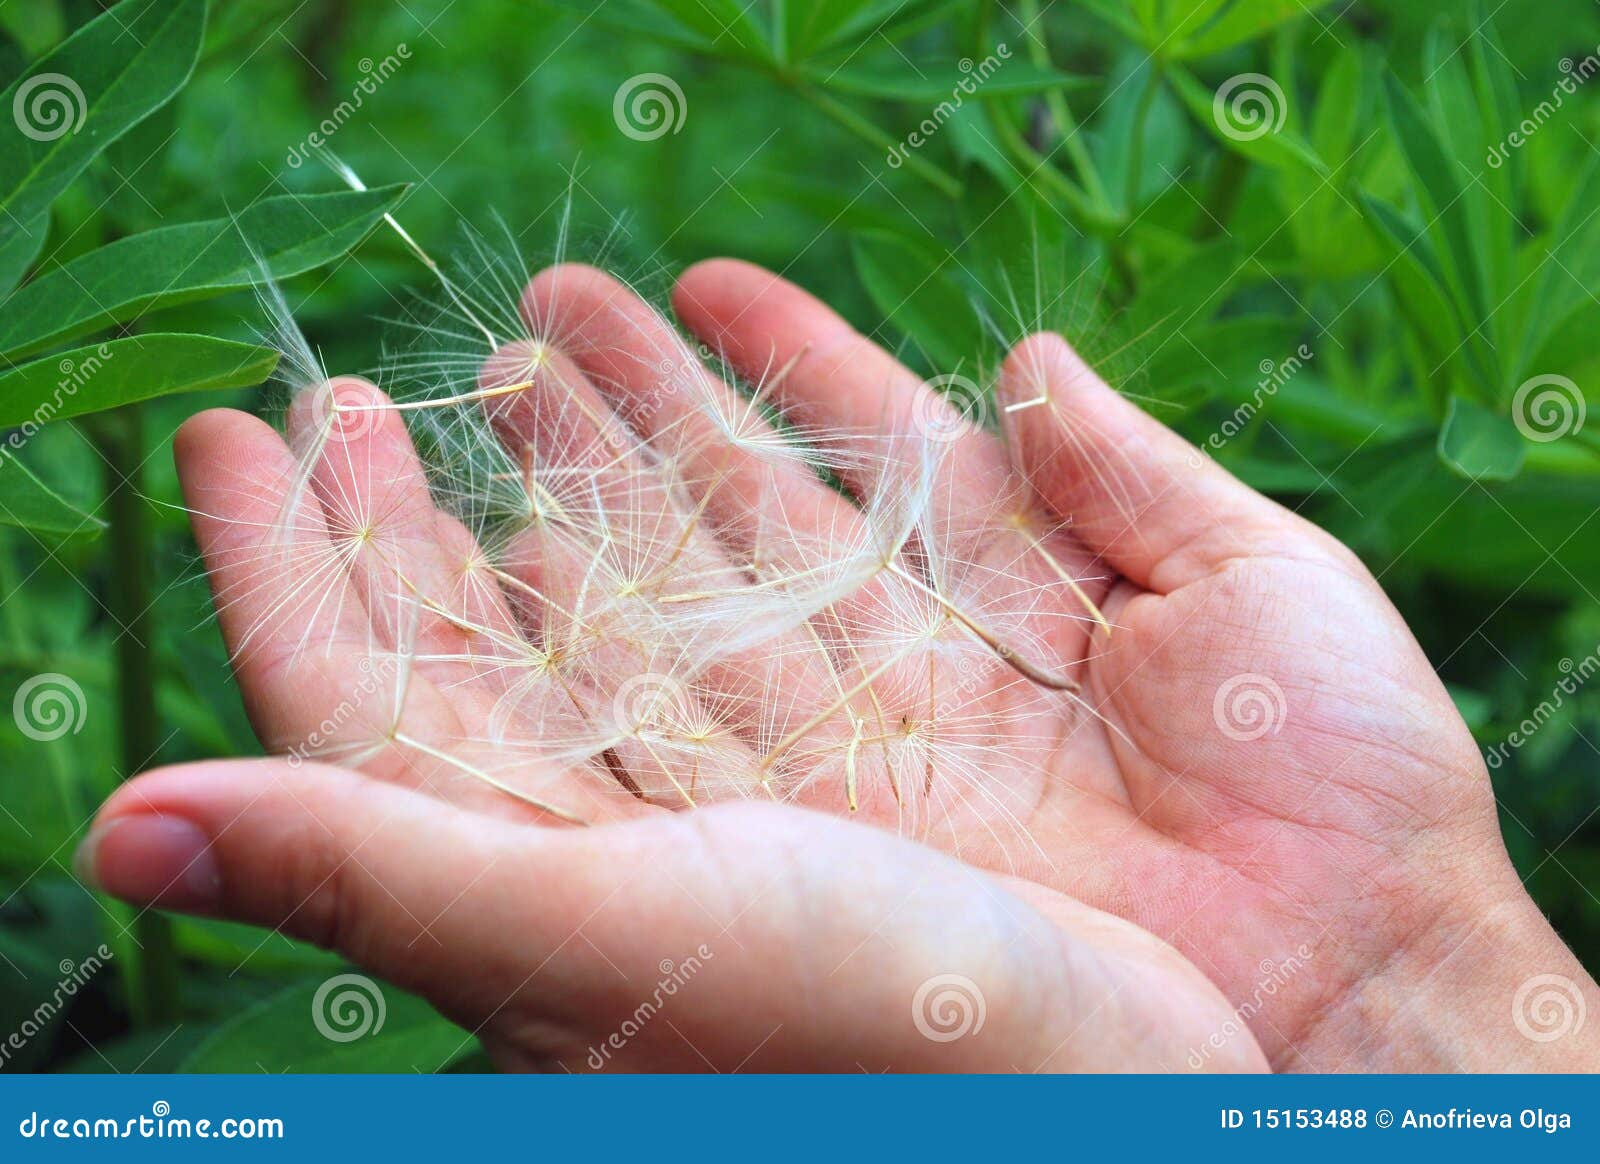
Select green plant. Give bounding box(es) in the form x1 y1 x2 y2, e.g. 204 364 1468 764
0 0 398 1042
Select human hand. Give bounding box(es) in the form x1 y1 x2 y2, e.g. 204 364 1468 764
75 259 1273 1072
78 258 1595 1072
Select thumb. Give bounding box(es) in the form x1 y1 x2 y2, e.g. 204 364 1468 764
80 759 1264 1072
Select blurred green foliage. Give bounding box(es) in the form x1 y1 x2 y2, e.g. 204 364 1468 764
2 0 1599 1070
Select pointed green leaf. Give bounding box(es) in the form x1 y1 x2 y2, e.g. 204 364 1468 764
636 0 770 62
1438 394 1525 481
1167 62 1326 174
0 451 104 535
1516 153 1600 377
0 212 47 298
179 976 475 1073
0 0 206 253
0 185 405 361
812 0 968 55
811 58 1086 102
0 335 277 428
1382 73 1487 335
1177 0 1339 58
852 233 983 373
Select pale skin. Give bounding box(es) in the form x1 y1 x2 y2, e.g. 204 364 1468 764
77 260 1598 1072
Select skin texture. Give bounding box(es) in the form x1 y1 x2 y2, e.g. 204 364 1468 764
79 260 1597 1073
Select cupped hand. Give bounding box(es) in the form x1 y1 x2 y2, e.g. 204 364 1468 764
78 259 1594 1072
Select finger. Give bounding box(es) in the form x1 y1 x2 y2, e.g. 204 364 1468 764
80 759 1266 1072
524 263 871 575
997 333 1313 593
285 377 517 664
671 258 1016 517
176 408 382 752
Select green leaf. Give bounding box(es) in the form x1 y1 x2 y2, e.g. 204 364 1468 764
0 185 405 361
1176 0 1340 58
636 0 771 62
0 335 277 428
0 451 104 535
1438 394 1525 481
0 212 47 298
812 58 1086 102
1167 62 1326 174
1381 73 1487 337
180 976 477 1073
0 0 206 254
851 232 984 373
811 0 967 56
1517 153 1600 377
778 0 875 62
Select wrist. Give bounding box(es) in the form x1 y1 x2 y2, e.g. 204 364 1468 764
1308 863 1597 1071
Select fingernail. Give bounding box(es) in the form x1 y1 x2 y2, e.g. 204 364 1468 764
74 815 223 913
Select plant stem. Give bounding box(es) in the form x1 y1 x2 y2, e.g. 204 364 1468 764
1015 0 1112 209
792 82 964 199
90 404 182 1026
